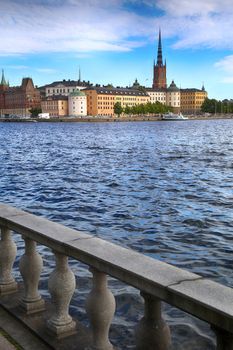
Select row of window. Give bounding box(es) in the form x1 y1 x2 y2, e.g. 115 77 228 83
47 88 76 94
98 96 115 100
151 97 166 101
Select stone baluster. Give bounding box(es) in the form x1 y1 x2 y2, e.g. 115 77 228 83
19 237 45 314
47 252 76 338
135 292 171 350
0 227 17 295
85 268 115 350
212 327 233 350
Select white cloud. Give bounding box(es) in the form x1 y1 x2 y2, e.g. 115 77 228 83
5 65 29 70
222 77 233 83
215 55 233 84
215 55 233 73
155 0 233 49
0 0 233 56
0 0 155 55
35 68 57 73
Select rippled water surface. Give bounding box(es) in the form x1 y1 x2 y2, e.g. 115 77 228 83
1 120 233 349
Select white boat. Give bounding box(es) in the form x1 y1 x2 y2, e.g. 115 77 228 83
162 112 188 120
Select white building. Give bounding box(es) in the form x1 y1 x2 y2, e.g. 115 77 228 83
146 80 180 112
146 88 167 104
44 79 91 97
68 89 87 116
166 80 180 112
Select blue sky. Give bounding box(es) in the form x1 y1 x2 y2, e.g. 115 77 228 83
0 0 233 99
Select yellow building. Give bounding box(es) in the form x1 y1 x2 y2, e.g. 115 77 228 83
180 87 208 114
41 95 68 117
83 87 150 117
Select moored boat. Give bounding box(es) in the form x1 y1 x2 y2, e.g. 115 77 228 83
162 112 188 120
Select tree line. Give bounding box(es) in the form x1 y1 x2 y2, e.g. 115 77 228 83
114 101 171 117
201 98 233 114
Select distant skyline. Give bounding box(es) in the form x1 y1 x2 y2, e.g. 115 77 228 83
0 0 233 99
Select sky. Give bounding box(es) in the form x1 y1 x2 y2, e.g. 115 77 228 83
0 0 233 99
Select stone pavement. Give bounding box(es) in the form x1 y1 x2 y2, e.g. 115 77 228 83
0 333 18 350
0 306 51 350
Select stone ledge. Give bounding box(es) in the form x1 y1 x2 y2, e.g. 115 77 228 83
0 285 92 350
1 203 233 334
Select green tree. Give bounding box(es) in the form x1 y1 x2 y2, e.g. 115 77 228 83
124 105 131 115
29 107 42 117
201 98 218 114
122 102 172 116
114 102 123 117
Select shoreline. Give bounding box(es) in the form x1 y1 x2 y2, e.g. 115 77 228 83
0 114 233 123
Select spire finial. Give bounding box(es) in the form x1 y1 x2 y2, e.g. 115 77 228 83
79 67 81 82
156 29 163 66
1 69 7 86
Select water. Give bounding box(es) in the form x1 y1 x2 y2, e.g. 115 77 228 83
1 119 233 348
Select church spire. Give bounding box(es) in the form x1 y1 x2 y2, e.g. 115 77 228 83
153 29 167 89
78 67 81 82
156 29 163 66
1 69 7 86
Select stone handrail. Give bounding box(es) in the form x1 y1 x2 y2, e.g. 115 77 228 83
0 203 233 349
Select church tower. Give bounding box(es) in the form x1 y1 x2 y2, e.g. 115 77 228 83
0 69 8 92
153 30 167 89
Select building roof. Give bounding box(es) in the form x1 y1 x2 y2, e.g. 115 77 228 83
180 88 207 93
1 69 7 86
156 29 164 67
42 79 91 89
21 77 34 90
83 86 149 96
146 87 167 93
69 89 86 97
42 95 68 101
167 80 180 92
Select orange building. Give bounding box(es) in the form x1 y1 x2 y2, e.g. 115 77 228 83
180 87 208 114
41 95 68 117
84 87 150 117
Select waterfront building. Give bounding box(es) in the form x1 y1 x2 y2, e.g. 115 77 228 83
144 31 180 112
0 71 41 117
41 95 68 117
180 86 208 114
145 80 180 112
145 88 167 105
42 78 91 97
166 80 180 113
68 89 87 116
146 31 207 114
84 87 150 117
153 29 167 89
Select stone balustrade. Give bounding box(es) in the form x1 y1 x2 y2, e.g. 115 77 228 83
0 203 233 349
